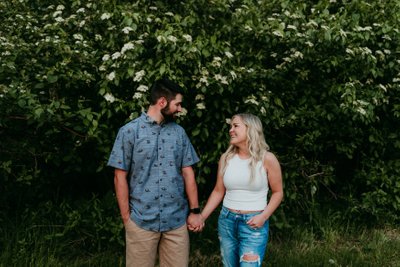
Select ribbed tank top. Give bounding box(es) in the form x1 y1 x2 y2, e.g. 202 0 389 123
223 154 269 211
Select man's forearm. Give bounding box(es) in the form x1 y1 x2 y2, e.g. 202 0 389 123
114 169 130 223
182 166 199 208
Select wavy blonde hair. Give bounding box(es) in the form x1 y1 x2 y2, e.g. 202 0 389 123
220 113 270 182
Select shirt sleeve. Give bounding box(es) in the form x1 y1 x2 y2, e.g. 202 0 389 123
181 129 200 168
107 125 134 171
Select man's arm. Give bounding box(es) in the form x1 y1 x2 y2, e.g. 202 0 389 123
114 168 130 225
181 166 203 231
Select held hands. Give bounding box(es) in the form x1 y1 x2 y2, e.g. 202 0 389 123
187 213 205 232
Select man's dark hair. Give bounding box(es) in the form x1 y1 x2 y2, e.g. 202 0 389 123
149 78 184 105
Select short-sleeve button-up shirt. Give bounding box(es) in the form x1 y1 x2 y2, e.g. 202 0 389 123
107 113 199 232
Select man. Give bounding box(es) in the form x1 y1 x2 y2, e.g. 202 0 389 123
107 78 203 267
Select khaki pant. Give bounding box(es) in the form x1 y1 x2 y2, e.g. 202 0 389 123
125 219 189 267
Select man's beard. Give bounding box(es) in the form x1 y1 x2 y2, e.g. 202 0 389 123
161 105 176 122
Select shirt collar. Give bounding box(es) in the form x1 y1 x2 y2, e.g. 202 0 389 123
140 112 167 126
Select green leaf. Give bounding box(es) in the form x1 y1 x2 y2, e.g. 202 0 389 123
48 75 58 83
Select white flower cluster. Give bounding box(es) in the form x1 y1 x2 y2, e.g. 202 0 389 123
195 94 206 111
214 74 229 85
137 85 149 92
195 94 205 101
176 107 188 117
354 26 372 32
305 41 314 47
99 64 106 73
104 92 116 103
122 27 134 34
106 71 116 81
182 34 192 42
53 11 63 17
134 70 145 82
378 84 387 92
198 77 207 84
133 92 143 99
102 54 110 61
244 25 253 31
211 57 222 68
284 10 301 19
156 34 180 44
121 42 135 54
244 95 259 106
167 35 178 43
196 103 206 110
321 25 330 31
360 47 373 55
354 100 369 115
307 20 318 28
156 35 166 43
224 51 233 58
73 34 83 41
272 30 283 38
195 69 209 89
101 13 111 20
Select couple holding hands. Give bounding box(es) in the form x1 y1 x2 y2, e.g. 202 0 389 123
108 78 283 267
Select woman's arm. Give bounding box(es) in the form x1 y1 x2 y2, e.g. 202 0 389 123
200 157 226 221
247 151 283 228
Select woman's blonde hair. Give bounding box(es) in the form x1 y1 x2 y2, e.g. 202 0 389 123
220 113 270 182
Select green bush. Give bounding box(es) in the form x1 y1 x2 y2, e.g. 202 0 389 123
1 0 399 225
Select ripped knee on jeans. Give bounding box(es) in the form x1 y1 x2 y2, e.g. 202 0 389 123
241 252 260 262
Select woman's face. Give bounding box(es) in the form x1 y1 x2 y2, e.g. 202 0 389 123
229 116 247 146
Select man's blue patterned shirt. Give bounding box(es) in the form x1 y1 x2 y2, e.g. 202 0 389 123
107 113 199 232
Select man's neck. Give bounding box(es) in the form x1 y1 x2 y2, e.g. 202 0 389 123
147 105 164 124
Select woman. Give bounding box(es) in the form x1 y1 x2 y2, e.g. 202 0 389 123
199 113 283 266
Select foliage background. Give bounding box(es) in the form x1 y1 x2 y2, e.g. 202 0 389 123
1 0 399 258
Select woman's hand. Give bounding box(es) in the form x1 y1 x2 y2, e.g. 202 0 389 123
246 214 267 229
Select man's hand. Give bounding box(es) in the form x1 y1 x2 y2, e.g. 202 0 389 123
187 213 205 232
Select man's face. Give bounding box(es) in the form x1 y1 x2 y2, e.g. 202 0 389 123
161 93 183 122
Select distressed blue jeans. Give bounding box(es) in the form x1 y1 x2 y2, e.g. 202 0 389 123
218 206 269 267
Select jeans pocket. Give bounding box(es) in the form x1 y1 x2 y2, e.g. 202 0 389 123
219 206 230 219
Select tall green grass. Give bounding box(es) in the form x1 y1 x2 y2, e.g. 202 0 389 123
189 210 400 267
1 198 399 267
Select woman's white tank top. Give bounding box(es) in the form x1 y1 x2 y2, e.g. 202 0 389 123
223 154 269 211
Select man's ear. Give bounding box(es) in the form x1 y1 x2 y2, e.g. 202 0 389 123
158 97 167 108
